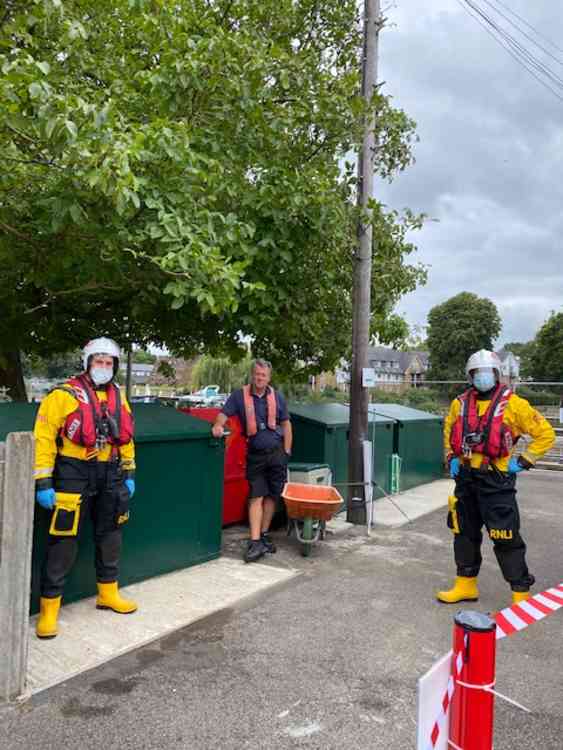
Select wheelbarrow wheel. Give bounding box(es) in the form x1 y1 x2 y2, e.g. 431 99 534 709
301 517 313 557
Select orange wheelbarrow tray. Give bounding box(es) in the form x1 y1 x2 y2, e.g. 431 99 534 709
281 482 344 556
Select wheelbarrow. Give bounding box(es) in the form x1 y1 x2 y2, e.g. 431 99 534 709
281 482 344 557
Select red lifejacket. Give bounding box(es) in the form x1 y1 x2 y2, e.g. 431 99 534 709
450 385 514 461
57 374 134 449
242 384 277 437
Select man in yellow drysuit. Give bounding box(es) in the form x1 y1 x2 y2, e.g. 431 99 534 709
34 337 137 638
437 349 555 606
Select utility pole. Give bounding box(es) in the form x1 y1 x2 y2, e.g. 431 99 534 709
347 0 381 525
126 346 133 402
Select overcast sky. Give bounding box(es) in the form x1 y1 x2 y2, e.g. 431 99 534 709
377 0 563 345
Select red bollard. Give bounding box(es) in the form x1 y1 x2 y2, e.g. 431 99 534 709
449 611 497 750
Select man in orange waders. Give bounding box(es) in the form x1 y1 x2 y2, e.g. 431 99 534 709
212 359 292 563
437 349 555 607
33 337 137 638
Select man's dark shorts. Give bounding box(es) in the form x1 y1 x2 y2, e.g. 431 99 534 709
246 445 288 501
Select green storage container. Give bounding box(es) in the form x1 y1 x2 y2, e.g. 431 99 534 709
289 403 394 498
369 403 444 492
0 403 224 614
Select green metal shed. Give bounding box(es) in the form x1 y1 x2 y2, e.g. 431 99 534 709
289 403 394 498
0 403 224 613
369 403 444 492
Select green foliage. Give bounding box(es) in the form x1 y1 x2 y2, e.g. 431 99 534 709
156 360 176 382
426 293 502 380
21 353 46 378
21 349 81 379
192 354 252 393
529 313 563 382
513 385 560 406
1 0 425 397
369 387 448 415
132 349 157 364
400 324 428 352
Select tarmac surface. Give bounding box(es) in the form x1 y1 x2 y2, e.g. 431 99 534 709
1 470 562 749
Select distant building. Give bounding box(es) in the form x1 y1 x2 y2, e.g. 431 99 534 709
367 346 429 390
313 348 430 394
118 362 154 385
148 357 199 388
495 348 520 383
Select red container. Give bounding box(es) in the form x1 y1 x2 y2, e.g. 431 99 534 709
180 406 248 526
449 610 496 750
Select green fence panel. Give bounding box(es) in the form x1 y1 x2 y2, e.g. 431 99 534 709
1 403 224 614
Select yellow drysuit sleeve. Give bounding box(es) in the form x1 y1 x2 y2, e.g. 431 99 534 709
33 389 79 484
119 393 136 473
504 394 555 466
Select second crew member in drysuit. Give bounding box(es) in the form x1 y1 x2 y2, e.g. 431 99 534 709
34 337 138 638
437 349 555 607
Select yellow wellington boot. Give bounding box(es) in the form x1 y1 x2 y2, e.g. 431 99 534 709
96 581 138 614
36 596 62 639
436 576 479 604
512 591 530 605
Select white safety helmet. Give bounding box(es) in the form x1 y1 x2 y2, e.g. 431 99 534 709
82 337 121 373
465 349 501 383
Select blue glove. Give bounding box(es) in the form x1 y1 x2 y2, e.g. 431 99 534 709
36 488 55 510
125 479 135 498
508 457 524 475
449 457 460 479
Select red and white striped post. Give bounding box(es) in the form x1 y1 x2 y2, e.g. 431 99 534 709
449 611 497 750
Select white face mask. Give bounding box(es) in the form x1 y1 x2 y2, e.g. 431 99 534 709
90 367 113 386
473 368 496 393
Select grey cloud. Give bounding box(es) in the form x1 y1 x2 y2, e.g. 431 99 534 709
377 0 563 343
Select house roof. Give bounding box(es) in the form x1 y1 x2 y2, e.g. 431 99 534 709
367 346 429 373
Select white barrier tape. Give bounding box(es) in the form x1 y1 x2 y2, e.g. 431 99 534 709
455 679 531 713
426 583 563 747
456 679 495 690
486 687 531 714
495 582 563 639
425 583 563 749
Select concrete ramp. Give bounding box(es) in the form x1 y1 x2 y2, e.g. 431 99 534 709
27 558 297 695
373 478 453 527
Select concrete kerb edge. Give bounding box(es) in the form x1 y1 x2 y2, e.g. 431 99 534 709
23 565 303 702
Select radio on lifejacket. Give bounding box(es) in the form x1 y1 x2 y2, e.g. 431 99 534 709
97 402 120 449
462 431 483 457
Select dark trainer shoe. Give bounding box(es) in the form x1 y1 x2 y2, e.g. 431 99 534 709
261 533 276 554
244 539 265 563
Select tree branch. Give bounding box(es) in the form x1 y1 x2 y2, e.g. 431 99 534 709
4 156 64 170
23 281 133 314
0 222 35 242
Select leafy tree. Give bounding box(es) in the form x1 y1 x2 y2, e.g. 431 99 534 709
21 353 47 379
529 313 563 382
400 324 428 352
21 349 81 379
155 360 176 383
192 354 252 393
1 0 424 399
132 349 157 365
426 292 502 380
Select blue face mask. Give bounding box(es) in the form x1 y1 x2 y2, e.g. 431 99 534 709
90 367 113 386
473 370 496 393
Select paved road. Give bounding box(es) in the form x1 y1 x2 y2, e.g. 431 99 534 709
1 471 562 749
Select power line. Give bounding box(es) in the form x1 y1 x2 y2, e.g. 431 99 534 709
489 0 563 55
464 0 563 90
457 0 563 104
479 0 563 69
